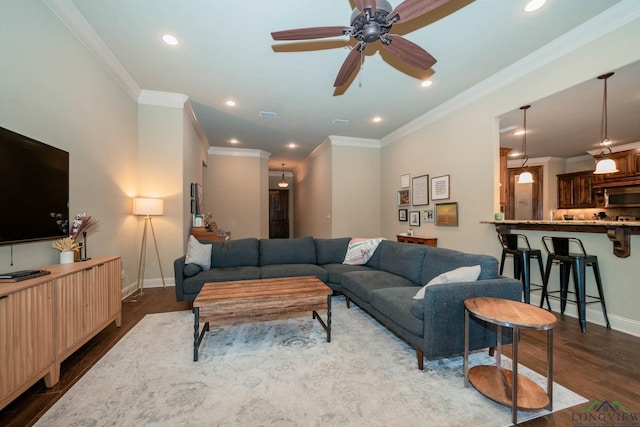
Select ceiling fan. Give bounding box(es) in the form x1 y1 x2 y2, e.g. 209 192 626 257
271 0 451 88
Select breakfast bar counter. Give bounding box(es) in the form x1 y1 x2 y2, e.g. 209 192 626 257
481 220 640 258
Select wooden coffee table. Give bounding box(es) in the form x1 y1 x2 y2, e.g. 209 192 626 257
463 297 556 425
192 276 332 361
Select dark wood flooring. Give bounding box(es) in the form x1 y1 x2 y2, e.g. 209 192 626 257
1 287 638 426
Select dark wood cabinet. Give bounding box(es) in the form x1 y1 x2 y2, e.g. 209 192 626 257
397 235 437 247
592 148 640 186
557 171 595 208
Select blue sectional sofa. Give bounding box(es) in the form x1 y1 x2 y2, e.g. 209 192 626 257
174 236 522 369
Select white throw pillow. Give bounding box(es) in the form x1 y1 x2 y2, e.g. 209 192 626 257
185 235 212 271
413 265 481 300
343 238 384 265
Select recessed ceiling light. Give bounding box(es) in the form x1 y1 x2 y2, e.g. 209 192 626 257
524 0 546 12
228 138 239 144
162 34 179 46
225 99 237 107
287 143 298 149
371 116 383 123
513 129 525 136
420 80 433 88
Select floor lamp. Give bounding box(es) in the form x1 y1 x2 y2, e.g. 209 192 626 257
133 197 166 297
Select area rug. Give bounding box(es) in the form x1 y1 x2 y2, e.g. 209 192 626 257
36 296 585 427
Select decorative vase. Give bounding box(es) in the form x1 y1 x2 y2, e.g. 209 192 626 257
59 251 74 264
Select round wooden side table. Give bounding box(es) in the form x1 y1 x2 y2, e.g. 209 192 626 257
464 297 557 425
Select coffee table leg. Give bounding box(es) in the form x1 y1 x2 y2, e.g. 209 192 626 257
312 295 332 342
464 308 469 387
512 326 519 425
193 306 210 362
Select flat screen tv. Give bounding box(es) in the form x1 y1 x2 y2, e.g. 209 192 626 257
0 126 69 245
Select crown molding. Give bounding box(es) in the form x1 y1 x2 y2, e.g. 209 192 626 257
208 146 271 159
184 99 210 149
138 90 188 108
43 0 141 100
381 0 640 147
329 135 381 148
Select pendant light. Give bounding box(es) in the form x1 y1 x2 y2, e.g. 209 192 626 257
278 163 289 188
593 72 619 174
517 105 534 184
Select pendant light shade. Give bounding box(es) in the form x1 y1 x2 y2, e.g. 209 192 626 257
278 163 289 188
517 105 534 184
593 72 619 175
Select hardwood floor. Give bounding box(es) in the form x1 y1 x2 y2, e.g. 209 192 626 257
1 287 638 426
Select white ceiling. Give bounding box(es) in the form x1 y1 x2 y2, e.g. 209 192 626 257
50 0 640 171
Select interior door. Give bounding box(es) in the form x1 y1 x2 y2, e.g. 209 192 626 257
507 166 544 220
269 189 289 239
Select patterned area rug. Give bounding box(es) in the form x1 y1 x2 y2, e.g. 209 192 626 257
37 296 585 426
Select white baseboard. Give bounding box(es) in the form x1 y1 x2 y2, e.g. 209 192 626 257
529 293 640 338
121 277 175 299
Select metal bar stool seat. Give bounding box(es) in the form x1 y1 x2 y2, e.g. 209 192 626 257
498 233 546 304
540 236 611 333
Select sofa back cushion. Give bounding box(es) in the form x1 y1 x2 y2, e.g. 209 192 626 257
315 237 351 265
420 246 498 285
259 236 316 266
377 240 427 284
208 238 259 268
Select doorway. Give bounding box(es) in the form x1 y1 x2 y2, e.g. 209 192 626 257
269 189 289 238
507 166 543 220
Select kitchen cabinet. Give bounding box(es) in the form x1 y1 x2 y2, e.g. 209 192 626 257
558 171 595 208
592 148 640 186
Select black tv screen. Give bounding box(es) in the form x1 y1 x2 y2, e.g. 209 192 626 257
0 126 69 245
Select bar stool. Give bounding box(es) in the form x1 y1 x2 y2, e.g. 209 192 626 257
498 233 546 304
540 236 611 333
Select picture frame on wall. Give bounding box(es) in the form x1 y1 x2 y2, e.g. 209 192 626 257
423 208 434 223
435 202 458 226
194 183 203 215
409 211 420 226
431 175 450 200
397 189 410 206
400 174 410 188
411 174 429 206
398 208 408 222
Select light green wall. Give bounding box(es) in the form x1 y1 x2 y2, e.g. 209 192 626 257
0 1 139 289
380 18 640 330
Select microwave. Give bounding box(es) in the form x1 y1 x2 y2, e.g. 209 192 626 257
605 186 640 208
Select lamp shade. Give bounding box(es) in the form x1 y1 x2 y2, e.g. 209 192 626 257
593 158 619 174
517 171 534 184
133 197 164 216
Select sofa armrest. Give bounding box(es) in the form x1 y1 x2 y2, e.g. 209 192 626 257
418 277 522 358
174 256 187 302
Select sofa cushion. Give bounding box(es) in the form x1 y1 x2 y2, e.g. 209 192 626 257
343 238 384 265
207 238 259 268
370 287 424 337
260 264 328 282
185 235 212 270
420 246 498 285
321 263 375 285
341 270 416 303
378 240 427 284
183 263 203 278
315 237 351 265
413 265 481 300
259 236 316 266
182 266 261 295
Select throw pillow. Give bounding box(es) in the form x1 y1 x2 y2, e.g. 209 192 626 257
413 265 481 299
183 263 203 277
343 238 384 265
185 235 212 271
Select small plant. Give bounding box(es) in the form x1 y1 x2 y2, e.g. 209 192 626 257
51 236 80 252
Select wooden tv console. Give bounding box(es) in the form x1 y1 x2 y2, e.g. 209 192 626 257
0 256 121 410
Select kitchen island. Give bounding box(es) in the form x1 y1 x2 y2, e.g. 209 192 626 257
481 219 640 258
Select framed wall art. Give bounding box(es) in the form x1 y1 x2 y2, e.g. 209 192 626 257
398 208 408 222
411 174 429 206
400 174 410 188
435 202 458 226
423 208 434 223
431 175 450 200
409 211 420 226
397 189 410 206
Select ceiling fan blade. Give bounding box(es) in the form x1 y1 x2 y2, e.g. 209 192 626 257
334 44 363 87
382 35 436 70
387 0 450 23
271 26 349 41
